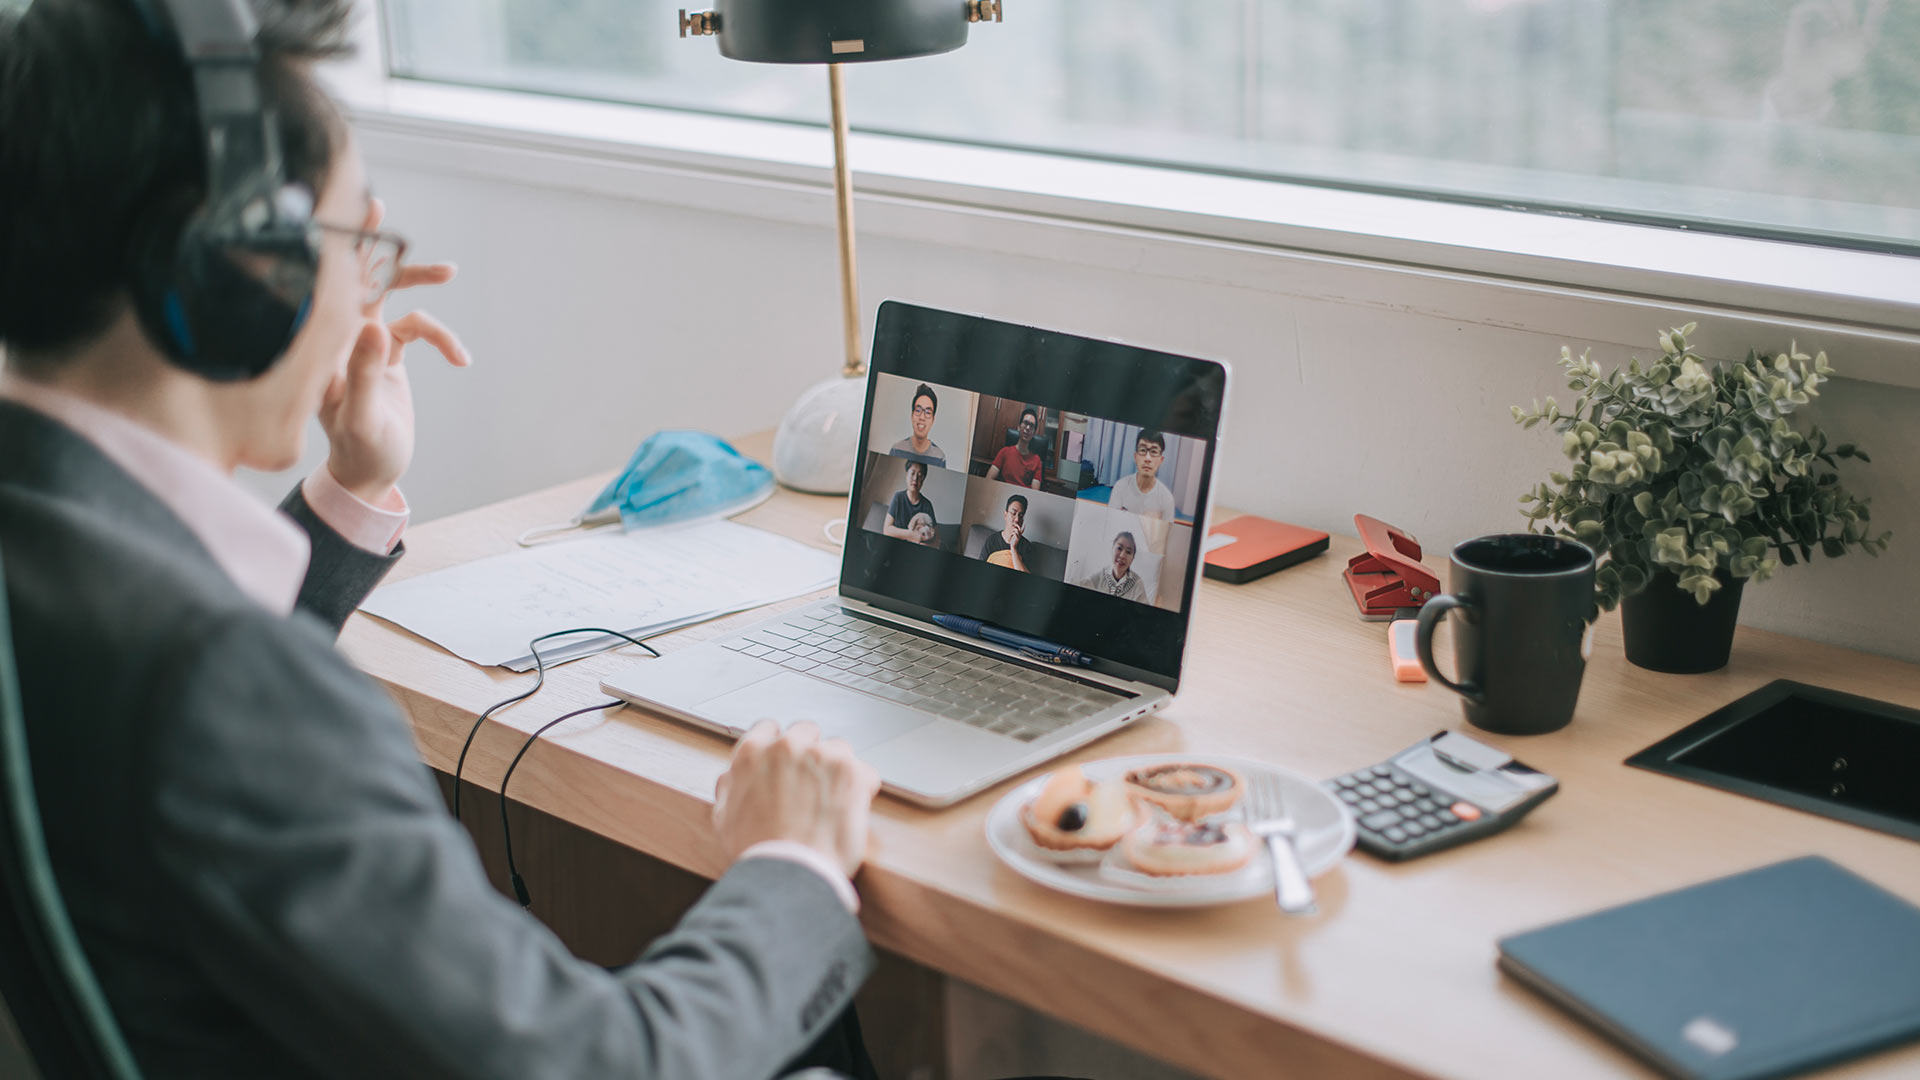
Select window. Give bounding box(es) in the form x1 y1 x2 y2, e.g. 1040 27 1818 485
385 0 1920 251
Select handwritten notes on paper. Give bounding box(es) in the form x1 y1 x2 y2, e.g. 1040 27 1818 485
360 521 839 668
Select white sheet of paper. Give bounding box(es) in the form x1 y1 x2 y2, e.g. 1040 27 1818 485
1202 531 1239 554
360 521 839 668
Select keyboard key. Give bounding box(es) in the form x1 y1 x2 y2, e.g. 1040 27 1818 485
1357 798 1380 814
1435 809 1459 826
1413 798 1439 814
1361 810 1402 830
1337 789 1360 805
781 658 818 672
1382 826 1408 843
1409 783 1430 797
742 644 772 658
763 625 802 640
1402 821 1428 838
849 663 881 677
1334 774 1359 789
762 650 793 664
722 639 751 652
1417 813 1442 830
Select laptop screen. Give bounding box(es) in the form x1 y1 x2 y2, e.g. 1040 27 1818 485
841 301 1227 691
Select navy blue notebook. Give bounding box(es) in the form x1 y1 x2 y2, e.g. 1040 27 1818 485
1498 857 1920 1080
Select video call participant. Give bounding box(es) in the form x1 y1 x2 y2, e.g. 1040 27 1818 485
980 493 1034 572
888 382 946 467
1078 530 1150 602
986 407 1043 489
882 459 939 546
0 3 881 1077
1109 429 1178 523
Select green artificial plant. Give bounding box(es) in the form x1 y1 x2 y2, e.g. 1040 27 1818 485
1512 323 1890 610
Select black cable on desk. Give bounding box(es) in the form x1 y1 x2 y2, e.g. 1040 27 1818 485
451 628 658 823
499 698 624 909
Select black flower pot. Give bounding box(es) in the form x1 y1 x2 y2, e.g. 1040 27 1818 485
1619 570 1746 674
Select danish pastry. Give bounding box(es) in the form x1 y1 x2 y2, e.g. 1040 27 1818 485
1124 762 1244 821
1022 766 1137 855
1122 819 1256 877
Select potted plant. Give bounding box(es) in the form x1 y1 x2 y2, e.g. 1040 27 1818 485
1512 324 1890 673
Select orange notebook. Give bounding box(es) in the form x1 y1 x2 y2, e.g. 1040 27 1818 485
1203 515 1330 584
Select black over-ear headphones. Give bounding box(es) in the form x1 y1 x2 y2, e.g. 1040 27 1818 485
123 0 321 381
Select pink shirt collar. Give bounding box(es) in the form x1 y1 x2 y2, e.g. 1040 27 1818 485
0 376 310 614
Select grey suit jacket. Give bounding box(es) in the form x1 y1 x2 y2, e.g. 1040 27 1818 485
0 401 872 1079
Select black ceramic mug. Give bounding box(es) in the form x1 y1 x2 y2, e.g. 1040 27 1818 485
1415 534 1597 736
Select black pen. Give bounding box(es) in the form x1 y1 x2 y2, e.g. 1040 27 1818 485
932 614 1093 666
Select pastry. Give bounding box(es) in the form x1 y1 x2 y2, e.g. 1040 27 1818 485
1122 819 1256 877
1022 766 1138 855
1124 762 1244 821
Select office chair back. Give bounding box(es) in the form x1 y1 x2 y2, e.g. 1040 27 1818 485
0 557 143 1079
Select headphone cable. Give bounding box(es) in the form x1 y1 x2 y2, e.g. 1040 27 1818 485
451 627 658 823
499 698 624 909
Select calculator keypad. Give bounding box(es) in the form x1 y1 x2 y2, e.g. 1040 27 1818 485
1328 767 1484 855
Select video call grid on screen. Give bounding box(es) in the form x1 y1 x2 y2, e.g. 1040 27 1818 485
842 302 1226 688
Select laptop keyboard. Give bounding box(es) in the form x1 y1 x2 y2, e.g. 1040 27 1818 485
719 607 1123 742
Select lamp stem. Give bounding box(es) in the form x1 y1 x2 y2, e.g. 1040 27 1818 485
828 63 864 379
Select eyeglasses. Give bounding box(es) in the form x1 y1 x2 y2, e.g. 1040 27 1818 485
1136 445 1164 458
912 405 936 418
312 223 409 306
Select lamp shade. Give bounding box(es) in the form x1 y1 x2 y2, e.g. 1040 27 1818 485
715 0 969 64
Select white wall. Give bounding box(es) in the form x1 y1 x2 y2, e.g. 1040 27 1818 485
290 121 1920 664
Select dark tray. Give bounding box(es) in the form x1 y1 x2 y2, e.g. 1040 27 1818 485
1627 680 1920 843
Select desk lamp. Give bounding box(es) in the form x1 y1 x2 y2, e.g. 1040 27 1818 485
679 0 1002 494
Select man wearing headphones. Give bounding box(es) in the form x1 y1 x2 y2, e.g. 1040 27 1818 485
0 1 881 1077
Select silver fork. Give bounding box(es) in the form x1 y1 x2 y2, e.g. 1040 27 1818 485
1246 773 1317 916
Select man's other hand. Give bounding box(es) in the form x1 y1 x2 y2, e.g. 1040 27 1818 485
319 198 470 505
713 721 881 878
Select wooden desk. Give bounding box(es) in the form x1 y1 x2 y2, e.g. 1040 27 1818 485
343 435 1920 1080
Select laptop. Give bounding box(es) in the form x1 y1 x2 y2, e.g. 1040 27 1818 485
602 300 1230 806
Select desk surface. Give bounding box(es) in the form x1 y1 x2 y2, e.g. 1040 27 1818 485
342 433 1920 1080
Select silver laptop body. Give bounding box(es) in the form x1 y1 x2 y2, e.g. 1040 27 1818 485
603 302 1224 806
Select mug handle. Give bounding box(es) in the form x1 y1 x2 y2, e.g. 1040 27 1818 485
1416 595 1484 704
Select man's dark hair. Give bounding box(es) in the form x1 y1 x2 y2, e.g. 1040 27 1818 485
1005 494 1028 513
1019 407 1038 425
904 459 928 481
0 0 355 367
912 384 937 415
1136 430 1167 453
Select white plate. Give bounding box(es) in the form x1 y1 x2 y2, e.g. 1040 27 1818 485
985 754 1356 908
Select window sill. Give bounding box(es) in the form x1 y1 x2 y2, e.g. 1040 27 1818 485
336 77 1920 389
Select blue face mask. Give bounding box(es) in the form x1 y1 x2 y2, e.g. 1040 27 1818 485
517 431 774 545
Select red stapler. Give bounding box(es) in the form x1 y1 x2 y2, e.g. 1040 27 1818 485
1344 515 1441 621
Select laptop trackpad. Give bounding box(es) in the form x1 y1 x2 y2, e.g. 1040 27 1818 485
699 673 927 751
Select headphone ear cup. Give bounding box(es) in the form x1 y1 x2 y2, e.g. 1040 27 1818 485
126 205 320 382
173 232 315 381
125 198 200 366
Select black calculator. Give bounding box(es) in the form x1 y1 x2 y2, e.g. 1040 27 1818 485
1325 730 1558 861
